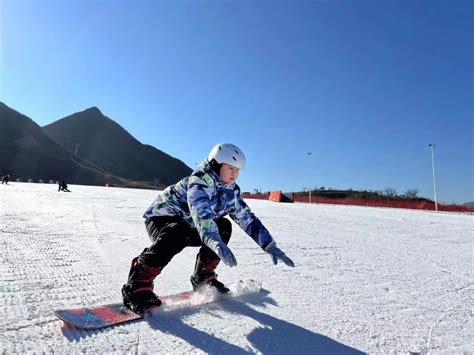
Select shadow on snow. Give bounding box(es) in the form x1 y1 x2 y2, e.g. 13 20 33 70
145 290 364 355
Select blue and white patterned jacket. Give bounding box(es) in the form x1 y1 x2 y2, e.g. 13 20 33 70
143 161 276 252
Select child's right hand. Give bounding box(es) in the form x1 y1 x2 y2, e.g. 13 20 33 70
214 242 238 267
202 233 238 267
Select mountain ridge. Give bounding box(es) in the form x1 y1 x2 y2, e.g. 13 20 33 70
42 106 191 186
0 102 127 186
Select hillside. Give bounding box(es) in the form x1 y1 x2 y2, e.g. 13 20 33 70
42 107 192 186
0 103 124 185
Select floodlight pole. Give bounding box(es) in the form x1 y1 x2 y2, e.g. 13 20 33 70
307 152 312 204
428 144 438 212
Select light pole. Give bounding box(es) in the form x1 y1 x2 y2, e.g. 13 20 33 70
307 152 312 204
428 144 438 212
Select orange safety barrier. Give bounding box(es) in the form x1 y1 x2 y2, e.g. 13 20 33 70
290 195 472 212
242 192 471 212
269 191 283 202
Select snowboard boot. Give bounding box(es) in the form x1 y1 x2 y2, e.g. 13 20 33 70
122 256 162 314
190 272 230 293
191 255 229 293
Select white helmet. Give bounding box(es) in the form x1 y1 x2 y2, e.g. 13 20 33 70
208 143 246 170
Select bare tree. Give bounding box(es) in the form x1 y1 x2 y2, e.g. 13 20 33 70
405 188 419 198
384 187 397 197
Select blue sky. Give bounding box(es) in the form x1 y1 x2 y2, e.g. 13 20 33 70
1 0 472 203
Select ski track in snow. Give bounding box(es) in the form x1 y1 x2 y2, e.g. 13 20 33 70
0 183 472 353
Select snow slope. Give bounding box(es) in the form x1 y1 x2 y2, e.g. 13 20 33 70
1 183 472 353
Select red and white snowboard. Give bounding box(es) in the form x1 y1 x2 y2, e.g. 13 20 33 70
55 279 261 330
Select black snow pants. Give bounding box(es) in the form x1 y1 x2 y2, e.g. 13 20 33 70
138 216 232 274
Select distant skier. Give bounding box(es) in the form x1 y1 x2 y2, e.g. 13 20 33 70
1 174 10 184
122 143 295 314
58 180 71 192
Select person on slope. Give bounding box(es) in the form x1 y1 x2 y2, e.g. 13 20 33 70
2 174 10 184
122 143 295 314
58 180 71 192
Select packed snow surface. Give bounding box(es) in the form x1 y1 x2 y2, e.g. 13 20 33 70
1 183 472 353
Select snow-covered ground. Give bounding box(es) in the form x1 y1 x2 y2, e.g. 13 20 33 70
1 183 472 354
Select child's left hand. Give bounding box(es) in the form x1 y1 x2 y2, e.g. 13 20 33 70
267 245 295 267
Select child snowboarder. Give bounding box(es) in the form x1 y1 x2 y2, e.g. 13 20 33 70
122 143 295 314
1 174 10 184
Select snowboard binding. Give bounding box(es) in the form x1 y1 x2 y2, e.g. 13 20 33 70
121 284 162 315
190 273 230 294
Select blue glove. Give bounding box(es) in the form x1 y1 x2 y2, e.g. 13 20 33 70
204 235 237 267
267 245 295 267
214 242 238 267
